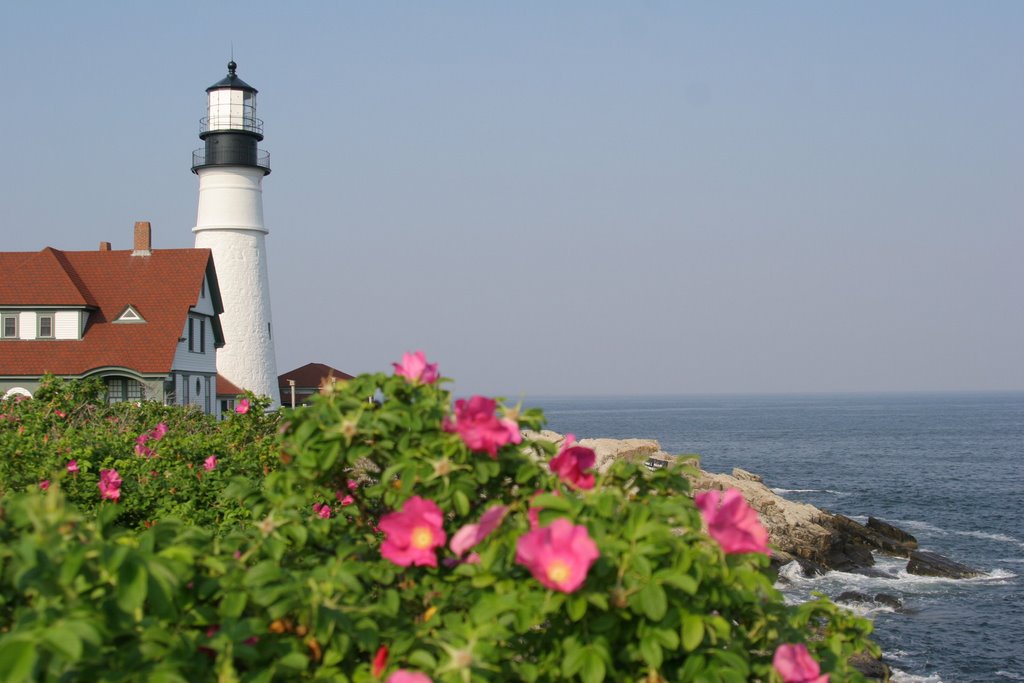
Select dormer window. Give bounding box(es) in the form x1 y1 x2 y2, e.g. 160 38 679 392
1 314 17 338
115 305 145 323
38 315 53 338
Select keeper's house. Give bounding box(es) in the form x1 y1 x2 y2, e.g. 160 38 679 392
0 222 231 416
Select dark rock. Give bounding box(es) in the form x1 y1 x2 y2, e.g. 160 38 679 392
873 593 903 610
824 514 917 562
906 550 982 578
849 566 898 580
837 590 872 604
849 651 891 681
867 517 918 549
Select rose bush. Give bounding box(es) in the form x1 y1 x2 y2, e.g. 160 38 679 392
0 361 876 681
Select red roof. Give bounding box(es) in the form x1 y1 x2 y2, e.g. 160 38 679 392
0 247 220 377
278 362 354 388
216 373 244 397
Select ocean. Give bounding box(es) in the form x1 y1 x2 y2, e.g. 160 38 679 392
528 392 1024 682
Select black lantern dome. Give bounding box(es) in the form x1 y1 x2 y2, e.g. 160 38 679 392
191 61 270 174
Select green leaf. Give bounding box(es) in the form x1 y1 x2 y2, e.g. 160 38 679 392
561 643 585 678
277 651 309 671
638 582 667 622
407 649 437 670
0 639 37 683
43 626 83 661
453 490 470 516
639 637 662 668
117 556 148 613
531 494 570 512
681 614 704 652
220 590 248 619
567 594 587 622
579 647 606 683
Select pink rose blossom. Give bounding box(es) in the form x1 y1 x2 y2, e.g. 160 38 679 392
135 423 168 457
338 494 355 506
98 469 122 501
549 434 596 490
393 351 439 385
236 398 250 414
443 396 521 458
39 480 50 491
66 460 79 474
515 518 599 593
694 488 770 555
204 455 217 471
388 672 432 683
314 503 332 519
347 480 358 491
773 643 829 683
450 504 509 557
379 496 446 567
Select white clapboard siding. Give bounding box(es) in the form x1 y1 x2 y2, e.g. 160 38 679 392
18 312 36 339
55 311 79 340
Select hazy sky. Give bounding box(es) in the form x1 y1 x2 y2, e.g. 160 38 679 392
1 2 1021 396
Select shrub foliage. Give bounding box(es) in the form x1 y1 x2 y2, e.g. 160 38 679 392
0 371 875 681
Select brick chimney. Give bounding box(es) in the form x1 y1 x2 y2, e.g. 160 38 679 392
99 241 111 251
132 221 152 256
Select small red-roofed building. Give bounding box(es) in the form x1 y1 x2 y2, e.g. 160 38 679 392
0 222 233 417
278 362 355 408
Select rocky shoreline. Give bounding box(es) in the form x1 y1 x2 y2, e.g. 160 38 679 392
528 431 985 682
550 432 982 580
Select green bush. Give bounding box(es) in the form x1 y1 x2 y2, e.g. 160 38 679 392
0 366 875 682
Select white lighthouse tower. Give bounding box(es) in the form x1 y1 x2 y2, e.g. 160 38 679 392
192 61 279 407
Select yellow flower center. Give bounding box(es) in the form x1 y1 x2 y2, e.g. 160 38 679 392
411 526 434 549
546 560 571 584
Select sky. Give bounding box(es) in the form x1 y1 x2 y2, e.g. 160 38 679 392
1 2 1021 397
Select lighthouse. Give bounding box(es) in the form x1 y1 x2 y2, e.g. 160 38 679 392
192 61 279 407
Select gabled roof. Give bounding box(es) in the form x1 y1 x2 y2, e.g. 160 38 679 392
0 247 97 307
0 247 222 377
216 373 244 397
278 362 354 388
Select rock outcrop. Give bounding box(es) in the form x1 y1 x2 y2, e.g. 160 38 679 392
530 431 980 579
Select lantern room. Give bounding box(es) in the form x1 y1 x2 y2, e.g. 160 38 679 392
201 61 263 139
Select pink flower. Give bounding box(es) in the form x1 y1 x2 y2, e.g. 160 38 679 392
314 503 332 519
98 469 122 501
39 480 50 491
773 643 829 683
694 488 770 555
388 672 432 683
515 518 599 593
152 423 168 440
135 434 153 457
379 496 447 567
450 504 509 557
372 645 389 677
393 351 439 385
66 460 79 474
549 434 596 490
443 396 521 459
204 455 217 471
54 409 66 418
236 398 250 414
338 494 355 507
347 479 359 491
